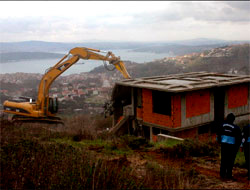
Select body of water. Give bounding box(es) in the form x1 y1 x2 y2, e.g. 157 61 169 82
0 49 172 75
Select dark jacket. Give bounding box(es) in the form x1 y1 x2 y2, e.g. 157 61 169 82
217 122 242 148
242 124 250 146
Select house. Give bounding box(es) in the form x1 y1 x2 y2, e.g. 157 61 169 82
110 72 250 142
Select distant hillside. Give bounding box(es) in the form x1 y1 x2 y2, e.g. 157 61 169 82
169 38 247 46
135 44 250 76
0 39 248 54
131 38 249 56
0 41 151 53
0 52 64 63
91 44 250 77
132 44 222 56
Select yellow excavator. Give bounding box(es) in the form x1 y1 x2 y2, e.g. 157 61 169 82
3 47 131 124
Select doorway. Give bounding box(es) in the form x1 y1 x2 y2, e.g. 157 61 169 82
214 87 225 124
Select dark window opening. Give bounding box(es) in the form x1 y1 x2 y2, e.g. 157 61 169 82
152 90 171 116
137 88 142 108
49 98 58 114
153 127 160 135
198 125 209 134
142 126 150 140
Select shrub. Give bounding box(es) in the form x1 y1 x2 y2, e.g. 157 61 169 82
234 151 246 168
121 135 152 150
153 138 182 148
158 139 219 158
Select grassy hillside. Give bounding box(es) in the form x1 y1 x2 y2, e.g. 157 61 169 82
1 116 249 189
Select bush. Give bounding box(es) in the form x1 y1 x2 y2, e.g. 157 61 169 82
121 135 152 150
153 138 182 148
158 139 219 158
235 151 246 168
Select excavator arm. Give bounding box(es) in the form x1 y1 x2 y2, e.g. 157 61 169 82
3 47 131 121
37 47 131 115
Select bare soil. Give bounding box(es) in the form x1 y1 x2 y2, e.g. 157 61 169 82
112 150 250 189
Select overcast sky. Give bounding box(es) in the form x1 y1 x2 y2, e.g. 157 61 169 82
0 1 249 42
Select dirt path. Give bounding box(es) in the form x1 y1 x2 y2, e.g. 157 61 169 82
130 150 250 189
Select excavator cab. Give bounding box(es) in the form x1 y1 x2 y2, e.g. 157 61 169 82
48 97 58 114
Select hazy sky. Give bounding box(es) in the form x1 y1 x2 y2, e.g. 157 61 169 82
0 1 249 42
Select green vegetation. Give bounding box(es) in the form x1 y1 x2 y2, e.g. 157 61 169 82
235 151 246 168
0 117 247 189
85 96 106 105
156 139 220 158
153 138 182 148
1 139 140 189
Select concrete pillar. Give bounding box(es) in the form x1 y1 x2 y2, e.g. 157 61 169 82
150 126 153 142
131 88 135 116
131 87 136 133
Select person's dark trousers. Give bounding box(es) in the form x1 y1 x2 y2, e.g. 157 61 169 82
244 143 250 180
220 143 237 179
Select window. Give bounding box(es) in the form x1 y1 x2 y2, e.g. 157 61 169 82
137 88 142 108
153 127 160 135
152 90 171 115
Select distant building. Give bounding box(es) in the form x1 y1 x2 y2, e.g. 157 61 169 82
102 79 111 88
110 72 250 142
93 90 98 95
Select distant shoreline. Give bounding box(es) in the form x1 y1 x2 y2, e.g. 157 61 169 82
0 52 64 63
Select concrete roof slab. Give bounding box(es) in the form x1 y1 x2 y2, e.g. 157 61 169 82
114 72 250 93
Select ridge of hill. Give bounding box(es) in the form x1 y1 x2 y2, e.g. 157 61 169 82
1 39 248 54
132 44 223 56
0 52 64 63
91 43 249 77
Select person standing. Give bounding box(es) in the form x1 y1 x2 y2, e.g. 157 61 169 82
217 113 242 179
242 124 250 180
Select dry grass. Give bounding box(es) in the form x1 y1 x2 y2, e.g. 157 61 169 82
0 116 212 189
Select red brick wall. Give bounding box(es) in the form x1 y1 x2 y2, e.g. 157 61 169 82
211 134 217 142
152 135 158 142
140 89 181 128
198 133 210 142
186 90 210 118
228 84 248 109
174 128 216 142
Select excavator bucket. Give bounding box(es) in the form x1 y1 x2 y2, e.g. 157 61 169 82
114 61 131 79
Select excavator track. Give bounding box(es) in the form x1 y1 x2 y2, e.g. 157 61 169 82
11 115 64 125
